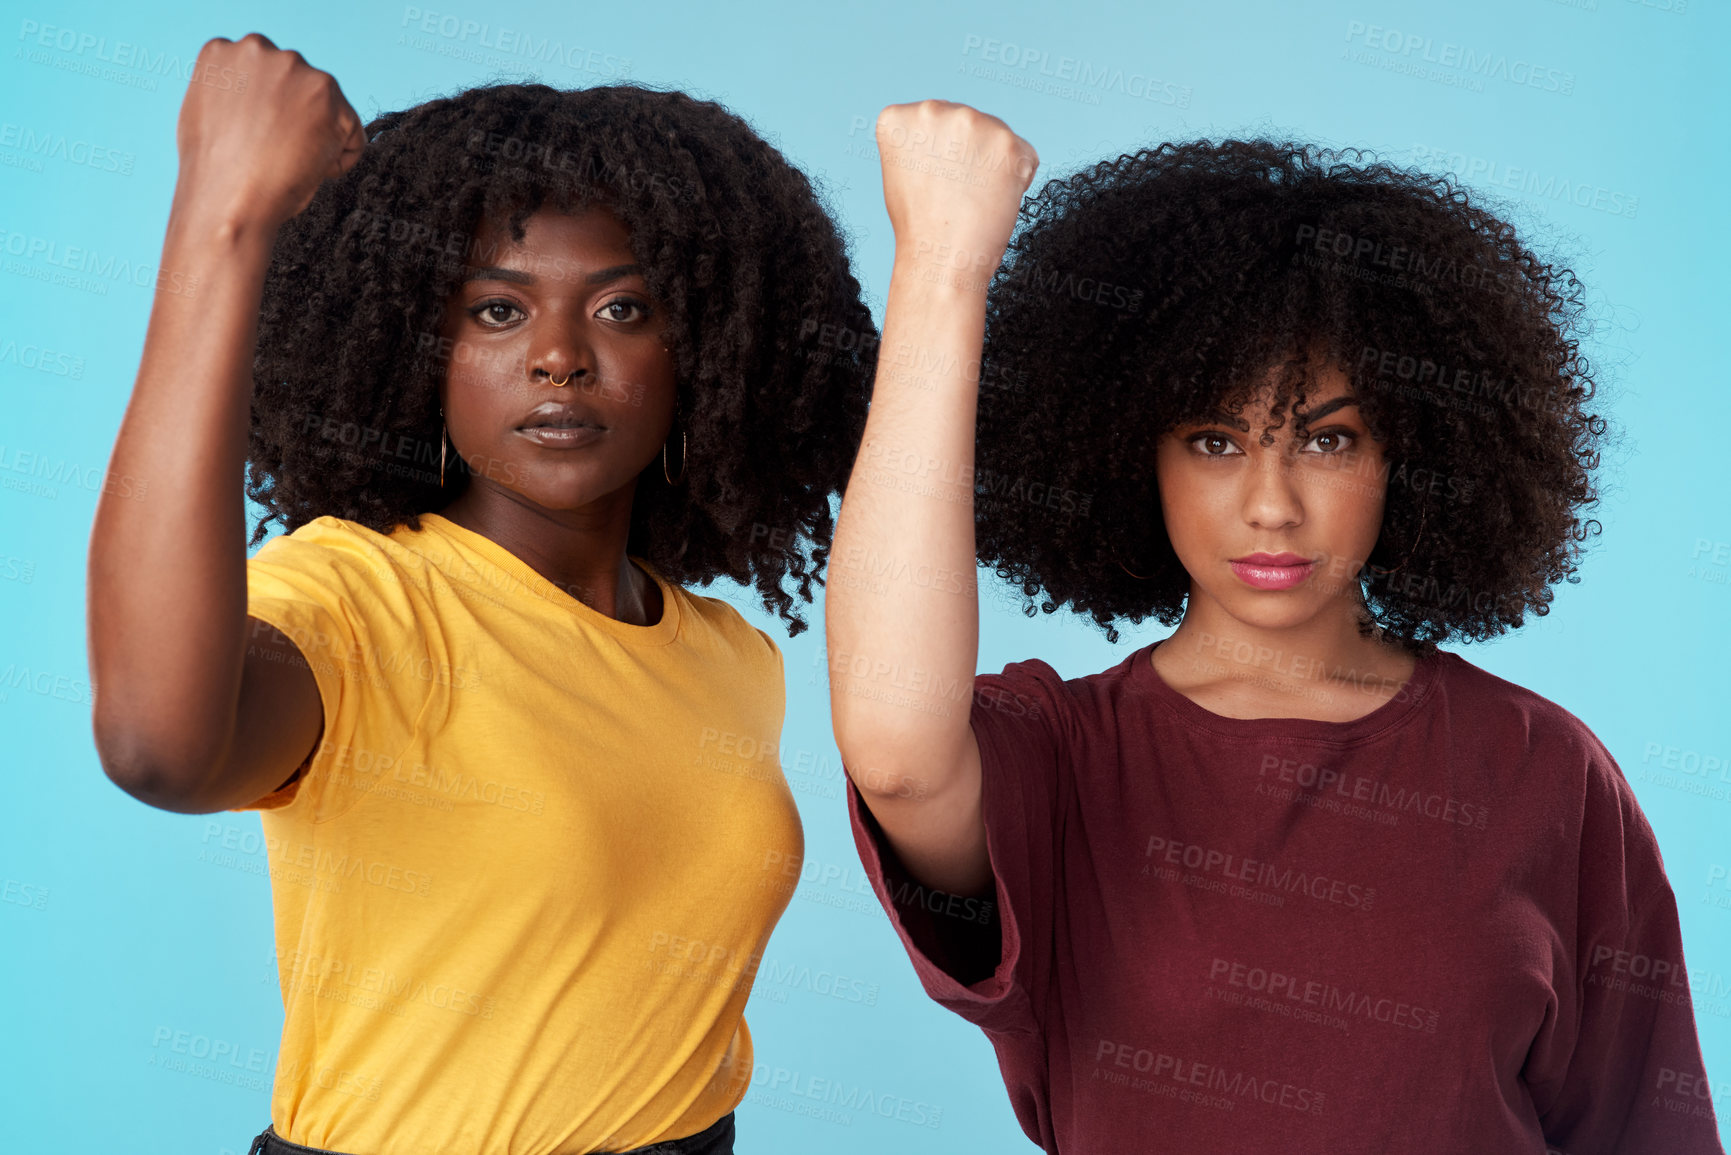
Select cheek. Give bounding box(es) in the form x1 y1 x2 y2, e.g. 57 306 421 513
446 367 529 439
605 349 677 423
1152 455 1218 554
1309 463 1386 546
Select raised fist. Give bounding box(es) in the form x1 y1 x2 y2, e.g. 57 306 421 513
175 33 366 228
874 100 1038 287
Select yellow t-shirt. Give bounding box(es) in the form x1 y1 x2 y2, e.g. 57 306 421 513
235 512 804 1154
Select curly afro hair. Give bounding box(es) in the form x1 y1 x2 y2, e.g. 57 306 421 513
975 139 1607 648
246 82 876 635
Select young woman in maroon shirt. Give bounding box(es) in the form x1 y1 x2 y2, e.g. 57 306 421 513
826 101 1724 1154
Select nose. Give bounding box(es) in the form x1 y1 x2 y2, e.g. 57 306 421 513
1240 446 1303 531
529 313 597 387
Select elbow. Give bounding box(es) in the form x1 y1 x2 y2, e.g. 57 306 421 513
92 716 223 814
835 732 954 806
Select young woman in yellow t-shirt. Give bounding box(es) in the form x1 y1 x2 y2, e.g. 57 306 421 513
87 33 873 1155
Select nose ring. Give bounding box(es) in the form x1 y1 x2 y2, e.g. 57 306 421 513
549 371 573 387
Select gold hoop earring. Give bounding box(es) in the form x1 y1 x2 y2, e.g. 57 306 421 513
662 427 687 485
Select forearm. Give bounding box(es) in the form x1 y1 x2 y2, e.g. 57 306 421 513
828 257 985 799
87 186 280 795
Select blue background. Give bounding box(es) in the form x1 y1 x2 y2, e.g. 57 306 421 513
1 0 1726 1150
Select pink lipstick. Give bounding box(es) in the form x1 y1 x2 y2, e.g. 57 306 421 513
1229 552 1315 591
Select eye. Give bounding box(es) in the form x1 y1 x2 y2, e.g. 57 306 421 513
1302 429 1356 454
1188 432 1243 457
469 300 524 326
599 297 651 323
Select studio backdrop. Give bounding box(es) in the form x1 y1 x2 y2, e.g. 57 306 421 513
0 0 1725 1151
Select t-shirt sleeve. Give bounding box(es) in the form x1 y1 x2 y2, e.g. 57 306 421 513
233 524 426 818
1527 740 1726 1154
843 656 1071 1036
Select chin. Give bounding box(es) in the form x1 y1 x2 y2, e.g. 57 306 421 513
525 486 610 511
1214 591 1333 632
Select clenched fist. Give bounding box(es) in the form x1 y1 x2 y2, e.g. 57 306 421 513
175 33 366 229
874 100 1038 290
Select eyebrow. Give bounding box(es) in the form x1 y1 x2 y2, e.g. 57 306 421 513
1200 410 1252 432
1183 395 1361 436
460 263 644 286
1292 396 1361 426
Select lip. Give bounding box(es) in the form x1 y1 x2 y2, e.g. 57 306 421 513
1232 552 1309 565
1228 553 1315 591
516 399 605 448
517 425 605 448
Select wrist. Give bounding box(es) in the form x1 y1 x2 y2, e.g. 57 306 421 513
167 177 288 249
889 249 997 299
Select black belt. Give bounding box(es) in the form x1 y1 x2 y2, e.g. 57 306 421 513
247 1111 736 1155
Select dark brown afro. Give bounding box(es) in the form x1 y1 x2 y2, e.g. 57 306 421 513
246 82 875 635
975 139 1607 648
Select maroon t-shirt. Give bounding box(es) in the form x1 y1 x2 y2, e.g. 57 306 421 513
845 640 1725 1154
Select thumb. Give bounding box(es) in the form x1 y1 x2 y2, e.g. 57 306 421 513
1014 148 1040 188
330 119 366 178
328 92 366 178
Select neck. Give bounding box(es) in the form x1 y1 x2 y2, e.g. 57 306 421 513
434 482 656 625
1155 584 1415 720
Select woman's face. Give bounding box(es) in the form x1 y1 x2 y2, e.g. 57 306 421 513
435 204 677 513
1154 360 1388 632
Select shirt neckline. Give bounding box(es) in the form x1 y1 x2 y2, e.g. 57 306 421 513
411 512 682 646
1133 637 1442 745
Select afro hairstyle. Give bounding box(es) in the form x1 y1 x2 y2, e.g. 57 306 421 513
974 139 1607 648
246 81 876 635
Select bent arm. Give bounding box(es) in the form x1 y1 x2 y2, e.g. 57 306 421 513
827 102 1036 899
828 263 992 898
87 192 322 813
88 36 362 813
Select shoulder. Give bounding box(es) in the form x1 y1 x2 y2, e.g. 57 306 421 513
669 585 784 669
979 646 1143 705
973 647 1143 736
252 514 386 563
1433 656 1681 906
1427 651 1643 835
250 515 423 587
246 516 432 643
1429 650 1611 765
